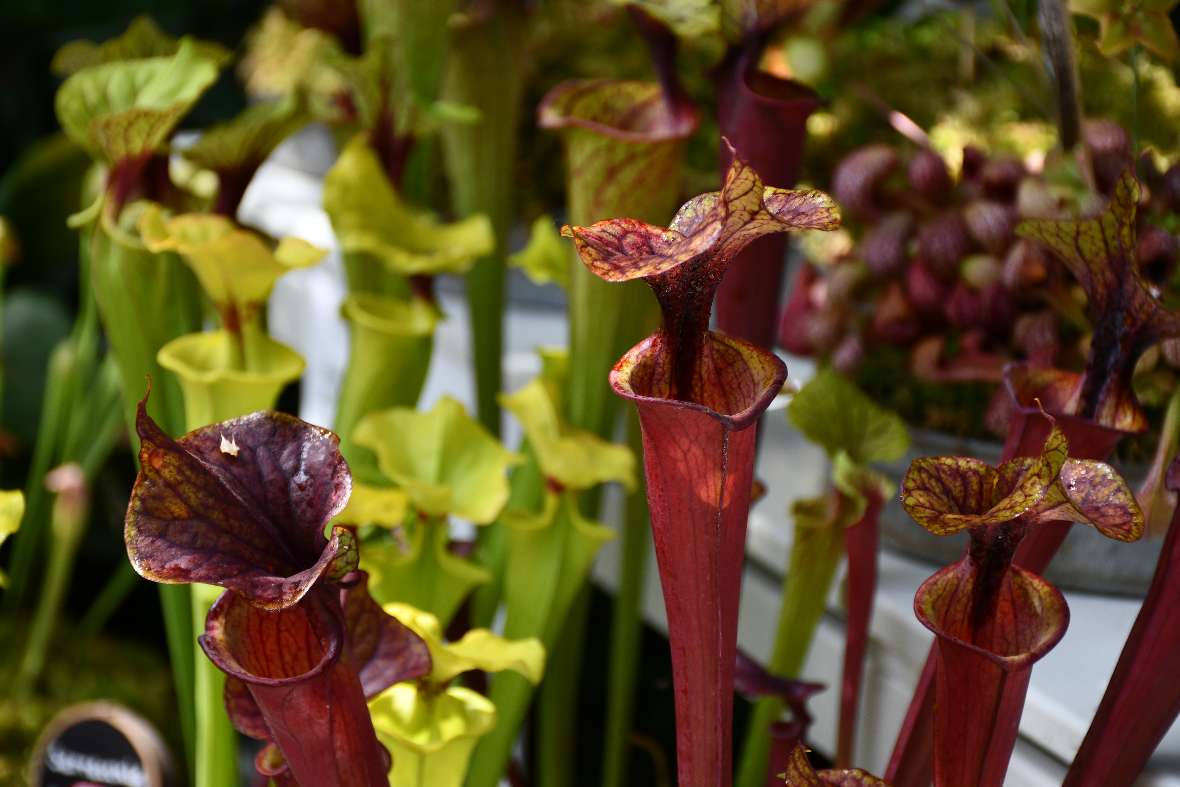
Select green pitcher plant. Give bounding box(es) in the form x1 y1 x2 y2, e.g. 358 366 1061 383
470 350 637 784
351 396 518 627
53 31 229 768
370 602 545 787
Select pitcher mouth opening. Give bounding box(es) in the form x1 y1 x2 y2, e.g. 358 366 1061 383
914 559 1069 671
609 331 786 431
538 79 700 143
200 588 343 688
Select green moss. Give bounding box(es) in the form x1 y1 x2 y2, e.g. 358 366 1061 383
0 619 177 784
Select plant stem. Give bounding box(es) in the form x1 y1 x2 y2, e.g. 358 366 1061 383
78 562 140 636
471 442 544 629
837 495 884 768
1130 45 1141 159
602 419 651 787
3 341 72 608
536 587 592 787
734 494 845 787
441 6 524 437
15 480 87 696
193 582 239 787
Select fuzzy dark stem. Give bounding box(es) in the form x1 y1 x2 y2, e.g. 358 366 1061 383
650 262 718 402
1038 0 1083 151
212 164 259 218
1077 314 1133 421
967 521 1025 632
628 5 689 111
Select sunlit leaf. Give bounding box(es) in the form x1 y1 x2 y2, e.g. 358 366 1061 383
384 603 544 687
370 683 495 787
0 490 25 587
509 216 569 290
788 368 909 465
499 368 635 492
334 482 409 529
360 518 490 627
353 396 517 523
56 40 221 163
323 136 494 276
139 204 325 311
52 15 231 77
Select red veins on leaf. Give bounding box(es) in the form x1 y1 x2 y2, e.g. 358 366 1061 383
1017 171 1180 430
564 148 838 401
897 417 1142 787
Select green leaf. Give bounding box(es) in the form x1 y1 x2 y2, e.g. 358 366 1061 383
51 15 232 77
509 216 570 290
353 396 518 523
239 8 341 100
362 523 486 626
501 492 615 645
369 599 544 787
370 683 495 787
720 0 820 42
181 95 309 174
333 482 409 529
139 204 325 311
787 368 910 465
358 0 460 106
362 520 490 627
385 602 544 687
1070 0 1180 60
55 39 222 163
0 490 25 587
831 451 895 523
499 368 635 493
611 0 721 38
323 135 494 276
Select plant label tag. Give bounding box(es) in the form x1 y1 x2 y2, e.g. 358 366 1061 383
29 702 175 787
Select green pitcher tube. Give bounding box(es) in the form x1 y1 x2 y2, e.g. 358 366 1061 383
334 292 439 468
538 79 698 437
86 217 203 442
85 211 205 773
158 330 306 431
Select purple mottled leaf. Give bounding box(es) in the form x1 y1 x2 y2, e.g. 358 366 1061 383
341 571 431 697
1026 459 1144 541
225 676 270 740
735 649 824 732
125 400 351 610
1017 171 1180 427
